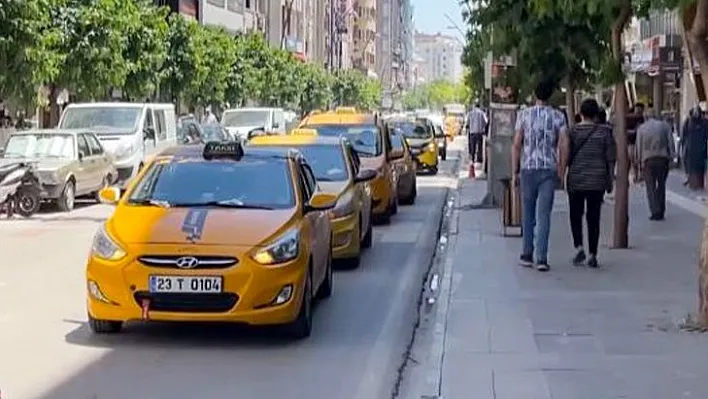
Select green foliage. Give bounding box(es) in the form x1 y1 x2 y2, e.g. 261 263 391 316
402 80 468 110
0 2 382 112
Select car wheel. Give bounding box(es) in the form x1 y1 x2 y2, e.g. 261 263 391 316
361 215 373 249
88 314 123 334
57 180 76 212
283 269 313 339
391 197 398 215
430 165 439 175
94 175 111 202
401 180 417 205
317 249 333 299
16 186 41 217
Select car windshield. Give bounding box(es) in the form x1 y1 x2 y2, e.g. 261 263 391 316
389 121 431 139
222 110 269 127
201 125 225 141
3 134 75 158
301 124 381 156
59 106 142 132
128 159 294 209
263 145 348 182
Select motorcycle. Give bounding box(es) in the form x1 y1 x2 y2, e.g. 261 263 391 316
0 162 42 218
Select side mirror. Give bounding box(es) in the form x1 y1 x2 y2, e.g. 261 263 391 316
354 168 377 183
247 127 266 139
388 149 404 160
305 192 337 212
78 151 85 161
98 187 121 204
144 127 156 140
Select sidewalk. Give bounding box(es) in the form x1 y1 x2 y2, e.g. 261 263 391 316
428 174 708 398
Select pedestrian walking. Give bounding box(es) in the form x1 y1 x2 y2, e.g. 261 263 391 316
564 99 616 268
627 103 645 183
512 80 569 272
637 110 675 221
681 105 708 190
466 101 488 166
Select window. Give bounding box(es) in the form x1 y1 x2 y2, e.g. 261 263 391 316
297 165 312 201
154 110 167 140
143 109 154 131
303 164 317 193
77 134 90 157
86 134 103 156
345 145 360 176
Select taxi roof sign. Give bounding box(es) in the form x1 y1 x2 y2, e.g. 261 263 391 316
335 107 357 114
290 128 318 136
203 141 244 160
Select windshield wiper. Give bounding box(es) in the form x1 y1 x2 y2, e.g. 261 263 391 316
129 199 171 208
170 201 274 210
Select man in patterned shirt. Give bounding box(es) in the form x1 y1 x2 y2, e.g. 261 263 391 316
512 81 569 271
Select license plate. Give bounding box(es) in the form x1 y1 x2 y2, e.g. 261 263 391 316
149 275 223 293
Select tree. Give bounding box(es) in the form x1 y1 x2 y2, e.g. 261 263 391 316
402 86 430 109
162 13 202 109
299 63 333 115
402 80 467 110
184 25 236 108
120 0 169 101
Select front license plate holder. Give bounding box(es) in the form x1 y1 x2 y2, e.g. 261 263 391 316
149 275 223 294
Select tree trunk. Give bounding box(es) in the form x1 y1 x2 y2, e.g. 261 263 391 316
565 79 576 128
611 0 632 249
48 85 61 128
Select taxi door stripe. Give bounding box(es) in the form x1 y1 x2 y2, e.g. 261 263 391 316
181 209 209 241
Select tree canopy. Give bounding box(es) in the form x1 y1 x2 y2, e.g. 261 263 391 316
403 80 468 110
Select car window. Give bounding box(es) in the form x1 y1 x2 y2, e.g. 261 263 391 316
297 165 312 201
86 134 103 155
345 145 360 176
302 124 382 156
302 164 317 193
389 129 405 151
259 145 349 182
154 110 167 141
143 109 154 131
128 159 295 209
77 134 90 157
389 121 432 139
3 134 75 158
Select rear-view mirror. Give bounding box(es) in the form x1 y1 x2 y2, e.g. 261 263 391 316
306 192 337 212
98 187 121 204
354 169 377 183
247 127 267 139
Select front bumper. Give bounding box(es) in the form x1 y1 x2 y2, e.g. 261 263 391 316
86 245 307 325
330 213 359 259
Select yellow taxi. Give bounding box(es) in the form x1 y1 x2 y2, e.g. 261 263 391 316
87 142 337 339
387 117 439 175
249 132 376 268
298 108 402 224
385 125 417 204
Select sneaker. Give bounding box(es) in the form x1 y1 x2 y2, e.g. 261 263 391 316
519 254 533 268
572 249 586 266
535 262 550 272
587 255 599 268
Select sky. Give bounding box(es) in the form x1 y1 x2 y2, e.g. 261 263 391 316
411 0 466 40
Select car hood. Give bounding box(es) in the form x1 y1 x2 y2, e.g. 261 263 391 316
406 138 433 148
225 125 263 137
109 206 299 246
94 133 135 154
0 157 69 170
318 181 349 196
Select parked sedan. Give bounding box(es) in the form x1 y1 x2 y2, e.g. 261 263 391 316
0 129 117 211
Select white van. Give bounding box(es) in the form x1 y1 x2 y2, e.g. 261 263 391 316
58 102 176 184
221 107 286 141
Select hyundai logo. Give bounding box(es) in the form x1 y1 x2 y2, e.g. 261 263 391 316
175 256 199 269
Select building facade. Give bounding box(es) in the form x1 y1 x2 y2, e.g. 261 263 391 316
400 0 414 89
352 0 377 76
199 0 263 32
413 32 463 83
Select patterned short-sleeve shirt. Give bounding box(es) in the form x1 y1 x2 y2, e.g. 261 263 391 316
515 105 567 170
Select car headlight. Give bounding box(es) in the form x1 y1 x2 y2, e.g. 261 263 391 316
427 142 436 151
330 198 355 219
252 228 300 265
91 224 126 261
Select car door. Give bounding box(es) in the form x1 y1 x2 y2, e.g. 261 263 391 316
142 107 157 156
297 164 318 278
86 134 112 186
75 134 94 195
345 144 371 237
300 162 328 284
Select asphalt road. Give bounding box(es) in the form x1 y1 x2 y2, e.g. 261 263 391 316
0 141 462 399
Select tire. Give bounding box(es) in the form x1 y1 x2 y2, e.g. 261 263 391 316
95 175 111 202
88 314 123 334
361 215 373 249
316 249 333 299
15 186 41 217
283 269 313 339
430 165 439 175
57 180 76 212
401 180 417 205
391 197 398 215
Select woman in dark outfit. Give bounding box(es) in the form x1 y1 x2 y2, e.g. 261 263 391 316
565 99 616 268
681 106 708 190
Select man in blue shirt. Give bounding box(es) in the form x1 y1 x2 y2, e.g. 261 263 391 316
512 81 569 271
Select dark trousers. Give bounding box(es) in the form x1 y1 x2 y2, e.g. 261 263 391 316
643 157 669 218
568 190 604 255
468 132 484 163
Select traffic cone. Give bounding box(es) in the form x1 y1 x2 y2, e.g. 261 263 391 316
468 161 476 178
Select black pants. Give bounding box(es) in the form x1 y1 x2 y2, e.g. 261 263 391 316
468 133 484 162
568 190 604 255
643 157 669 218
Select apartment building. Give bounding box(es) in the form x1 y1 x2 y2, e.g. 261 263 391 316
200 0 263 32
375 0 399 89
352 0 377 76
413 32 463 83
400 0 414 89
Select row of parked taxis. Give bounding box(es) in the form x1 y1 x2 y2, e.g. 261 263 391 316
86 107 447 339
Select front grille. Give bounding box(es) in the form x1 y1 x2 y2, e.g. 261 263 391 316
134 292 239 313
138 255 238 269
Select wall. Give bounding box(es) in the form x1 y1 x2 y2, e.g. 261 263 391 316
201 0 245 32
